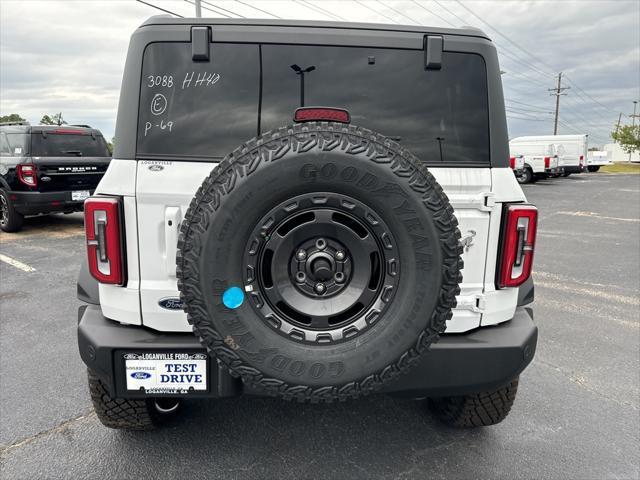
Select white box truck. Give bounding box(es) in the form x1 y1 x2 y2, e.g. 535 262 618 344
586 150 612 172
510 135 588 178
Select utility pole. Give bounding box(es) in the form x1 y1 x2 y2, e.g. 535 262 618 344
614 112 622 139
629 100 638 163
549 72 570 135
194 0 202 17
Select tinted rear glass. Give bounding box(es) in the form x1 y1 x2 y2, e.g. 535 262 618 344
32 133 110 157
137 43 489 164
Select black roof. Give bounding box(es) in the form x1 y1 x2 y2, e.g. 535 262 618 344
0 124 104 135
139 16 489 40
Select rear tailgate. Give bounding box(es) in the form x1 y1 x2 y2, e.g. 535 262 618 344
33 157 111 192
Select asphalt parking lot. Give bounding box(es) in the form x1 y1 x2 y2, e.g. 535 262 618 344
1 173 639 480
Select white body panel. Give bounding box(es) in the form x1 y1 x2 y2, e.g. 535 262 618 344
522 155 558 174
587 150 612 167
95 162 141 325
510 135 587 169
94 159 524 334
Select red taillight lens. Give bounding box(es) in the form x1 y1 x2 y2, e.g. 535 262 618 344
17 164 37 187
498 204 537 288
509 157 516 169
53 129 87 135
84 197 124 285
544 157 551 169
294 107 350 124
579 155 584 166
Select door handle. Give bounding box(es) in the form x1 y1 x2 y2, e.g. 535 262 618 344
164 207 182 278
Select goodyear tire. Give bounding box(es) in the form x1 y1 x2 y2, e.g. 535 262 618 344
88 369 180 430
177 123 463 402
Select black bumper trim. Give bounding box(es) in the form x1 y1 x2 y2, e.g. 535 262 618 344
78 305 537 399
9 190 91 215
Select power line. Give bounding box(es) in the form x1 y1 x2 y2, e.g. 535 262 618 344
563 75 620 115
432 0 467 25
376 0 420 25
455 0 556 77
294 0 346 21
506 115 548 123
353 0 399 23
234 0 281 18
136 0 183 17
202 0 245 17
409 0 455 27
454 0 621 127
185 0 232 17
506 99 552 112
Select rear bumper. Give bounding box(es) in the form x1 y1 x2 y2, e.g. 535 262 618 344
78 305 537 399
9 190 90 215
563 165 584 174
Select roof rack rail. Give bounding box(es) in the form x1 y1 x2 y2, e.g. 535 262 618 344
70 124 92 128
0 120 30 126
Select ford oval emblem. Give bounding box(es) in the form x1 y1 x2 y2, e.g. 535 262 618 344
148 164 164 172
158 297 184 310
131 371 152 380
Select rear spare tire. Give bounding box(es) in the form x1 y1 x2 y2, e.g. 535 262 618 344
177 123 463 402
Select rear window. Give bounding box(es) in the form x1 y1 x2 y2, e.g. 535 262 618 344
32 133 110 157
137 43 489 164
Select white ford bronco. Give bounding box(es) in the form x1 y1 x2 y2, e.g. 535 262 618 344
77 17 538 430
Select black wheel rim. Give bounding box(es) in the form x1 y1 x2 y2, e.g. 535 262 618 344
0 194 8 226
243 193 400 344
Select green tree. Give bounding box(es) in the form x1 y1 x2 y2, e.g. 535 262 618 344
0 113 26 123
106 137 115 155
611 125 640 155
40 112 67 126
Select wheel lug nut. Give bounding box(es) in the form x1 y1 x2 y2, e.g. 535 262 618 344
296 272 306 284
315 238 326 250
296 249 307 260
335 250 345 261
315 283 326 294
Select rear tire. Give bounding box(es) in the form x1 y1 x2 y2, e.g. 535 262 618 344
516 168 533 184
427 377 519 427
587 166 600 172
88 369 180 430
0 190 24 233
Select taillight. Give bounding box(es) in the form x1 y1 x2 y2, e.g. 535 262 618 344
53 129 87 135
498 204 537 288
84 197 124 285
17 164 37 187
543 157 551 169
294 107 350 123
509 157 516 169
579 155 584 166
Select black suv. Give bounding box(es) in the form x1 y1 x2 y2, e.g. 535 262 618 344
0 122 111 232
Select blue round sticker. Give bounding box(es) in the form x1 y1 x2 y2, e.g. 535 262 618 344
222 286 244 309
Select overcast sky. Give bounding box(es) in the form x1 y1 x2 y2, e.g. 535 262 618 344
1 0 638 146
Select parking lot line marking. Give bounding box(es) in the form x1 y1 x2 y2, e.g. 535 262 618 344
0 254 36 272
555 211 640 223
535 279 639 307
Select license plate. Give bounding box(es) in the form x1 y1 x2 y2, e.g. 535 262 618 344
124 352 208 394
72 190 90 201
